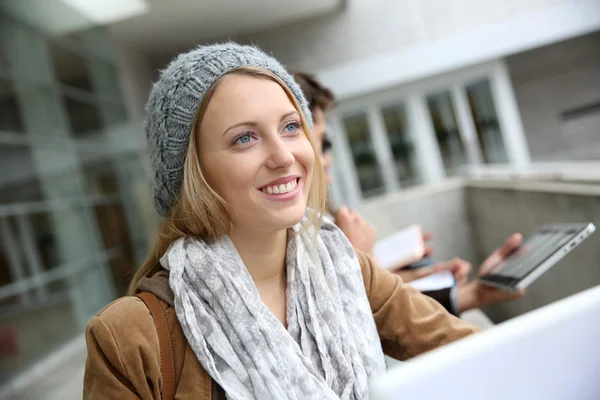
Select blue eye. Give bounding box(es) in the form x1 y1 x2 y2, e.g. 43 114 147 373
234 133 254 145
283 121 302 133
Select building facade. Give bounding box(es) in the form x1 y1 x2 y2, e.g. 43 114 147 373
0 0 153 385
1 0 599 393
219 0 600 206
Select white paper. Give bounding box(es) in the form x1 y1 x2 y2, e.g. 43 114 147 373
374 225 424 270
407 270 455 291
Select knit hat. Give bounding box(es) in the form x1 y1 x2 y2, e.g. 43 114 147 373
145 42 313 217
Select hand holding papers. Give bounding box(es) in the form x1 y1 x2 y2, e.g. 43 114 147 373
374 225 426 271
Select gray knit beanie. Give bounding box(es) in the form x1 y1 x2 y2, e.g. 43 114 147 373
145 42 313 217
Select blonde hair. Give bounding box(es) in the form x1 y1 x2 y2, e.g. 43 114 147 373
129 66 326 294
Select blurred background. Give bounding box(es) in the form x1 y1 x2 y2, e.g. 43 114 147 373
0 0 598 398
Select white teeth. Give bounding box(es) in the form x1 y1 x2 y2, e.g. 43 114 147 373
261 179 298 195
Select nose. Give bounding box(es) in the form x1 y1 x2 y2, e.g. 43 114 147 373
265 136 295 170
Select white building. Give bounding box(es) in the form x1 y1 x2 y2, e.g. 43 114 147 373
111 0 600 207
1 0 599 397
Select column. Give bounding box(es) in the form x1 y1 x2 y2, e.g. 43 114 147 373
366 106 400 192
405 94 446 184
329 115 363 208
490 61 531 169
451 84 484 165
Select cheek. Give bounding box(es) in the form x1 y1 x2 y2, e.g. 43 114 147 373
296 138 315 174
201 155 252 203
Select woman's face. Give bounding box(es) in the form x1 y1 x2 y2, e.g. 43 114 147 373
198 74 314 234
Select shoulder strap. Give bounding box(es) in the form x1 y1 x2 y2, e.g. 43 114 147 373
136 292 176 400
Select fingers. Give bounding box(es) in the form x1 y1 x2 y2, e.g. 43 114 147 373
337 206 365 226
423 244 434 257
335 206 359 228
492 287 528 304
478 256 500 276
478 233 524 277
416 265 438 279
435 258 471 272
432 260 453 273
422 231 434 257
335 205 352 221
453 258 472 284
423 232 434 242
499 233 523 258
336 206 377 255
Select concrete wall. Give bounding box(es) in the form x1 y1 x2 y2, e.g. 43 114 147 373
508 31 600 162
232 0 600 100
361 176 600 323
232 0 570 73
467 180 600 323
359 179 479 265
144 0 600 101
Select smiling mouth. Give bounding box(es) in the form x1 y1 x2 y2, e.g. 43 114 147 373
259 178 299 195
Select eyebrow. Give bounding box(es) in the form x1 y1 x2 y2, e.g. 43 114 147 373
222 111 300 136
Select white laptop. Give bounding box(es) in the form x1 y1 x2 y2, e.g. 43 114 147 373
370 285 600 400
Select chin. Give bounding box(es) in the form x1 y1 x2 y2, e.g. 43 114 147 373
268 204 307 230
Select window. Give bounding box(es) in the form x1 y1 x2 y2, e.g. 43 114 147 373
341 113 385 197
466 79 508 164
49 40 94 92
0 5 147 386
62 94 103 137
0 78 25 134
427 91 468 175
381 103 417 187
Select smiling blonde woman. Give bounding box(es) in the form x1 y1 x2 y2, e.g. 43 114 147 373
82 43 493 400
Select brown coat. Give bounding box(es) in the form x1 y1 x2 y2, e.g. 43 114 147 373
83 250 479 399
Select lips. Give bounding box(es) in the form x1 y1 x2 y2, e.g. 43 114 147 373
259 177 299 195
260 175 299 188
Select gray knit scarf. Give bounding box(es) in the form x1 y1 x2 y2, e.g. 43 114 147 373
161 218 386 399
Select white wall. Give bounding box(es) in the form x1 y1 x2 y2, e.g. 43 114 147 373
467 180 600 323
122 0 600 176
360 175 600 323
235 0 571 72
228 0 600 100
359 179 479 264
507 32 600 162
142 0 600 114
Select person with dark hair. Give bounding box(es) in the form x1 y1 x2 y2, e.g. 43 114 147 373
293 71 525 316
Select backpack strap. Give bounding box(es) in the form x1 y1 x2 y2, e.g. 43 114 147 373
136 292 176 400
